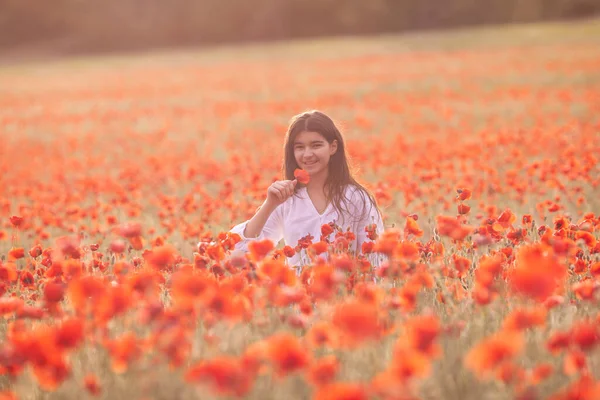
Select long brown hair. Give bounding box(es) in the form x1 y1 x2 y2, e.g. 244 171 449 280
282 110 382 228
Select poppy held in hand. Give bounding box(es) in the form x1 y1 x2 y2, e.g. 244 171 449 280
294 168 310 184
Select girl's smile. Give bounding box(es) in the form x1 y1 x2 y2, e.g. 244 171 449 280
293 130 338 180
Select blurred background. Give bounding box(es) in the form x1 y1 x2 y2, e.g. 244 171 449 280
1 0 600 62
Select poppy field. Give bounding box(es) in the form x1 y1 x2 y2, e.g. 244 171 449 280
1 20 600 400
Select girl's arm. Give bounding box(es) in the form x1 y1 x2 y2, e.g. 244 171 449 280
230 199 284 252
241 199 279 238
353 191 386 267
356 202 384 252
230 179 295 252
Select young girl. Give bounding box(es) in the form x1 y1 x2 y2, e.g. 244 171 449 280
230 110 384 268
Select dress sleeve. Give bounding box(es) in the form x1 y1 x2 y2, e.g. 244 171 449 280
353 190 386 267
229 205 285 253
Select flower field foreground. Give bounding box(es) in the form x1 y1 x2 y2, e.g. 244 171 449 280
1 21 600 400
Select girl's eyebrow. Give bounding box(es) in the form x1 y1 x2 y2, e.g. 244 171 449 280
294 140 325 145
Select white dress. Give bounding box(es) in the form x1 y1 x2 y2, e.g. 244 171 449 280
229 184 385 268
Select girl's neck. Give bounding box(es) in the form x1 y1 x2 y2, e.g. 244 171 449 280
306 169 328 194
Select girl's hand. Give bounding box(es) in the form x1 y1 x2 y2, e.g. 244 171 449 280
266 179 297 206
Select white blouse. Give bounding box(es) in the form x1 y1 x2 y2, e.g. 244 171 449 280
229 184 384 268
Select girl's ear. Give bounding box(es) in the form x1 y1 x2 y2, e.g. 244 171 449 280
330 139 338 155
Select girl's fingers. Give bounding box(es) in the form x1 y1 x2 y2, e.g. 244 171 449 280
277 182 291 198
271 180 296 202
274 187 284 201
279 187 288 202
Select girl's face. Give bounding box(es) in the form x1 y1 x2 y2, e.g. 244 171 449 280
293 131 338 177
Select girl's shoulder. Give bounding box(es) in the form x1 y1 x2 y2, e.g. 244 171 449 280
342 184 374 209
343 183 368 199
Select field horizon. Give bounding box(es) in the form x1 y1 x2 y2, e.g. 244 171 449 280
2 16 600 69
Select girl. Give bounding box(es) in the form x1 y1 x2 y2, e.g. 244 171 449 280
230 110 384 268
